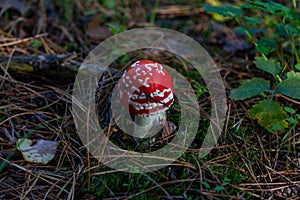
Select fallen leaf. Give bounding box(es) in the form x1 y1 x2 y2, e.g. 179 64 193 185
17 138 59 164
247 100 289 132
87 17 113 40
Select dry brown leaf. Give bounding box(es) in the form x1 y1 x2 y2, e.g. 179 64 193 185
16 138 59 164
87 17 113 40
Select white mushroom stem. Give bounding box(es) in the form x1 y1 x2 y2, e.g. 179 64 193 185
133 110 167 144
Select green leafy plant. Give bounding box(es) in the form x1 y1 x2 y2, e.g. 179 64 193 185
30 39 42 48
191 80 208 99
107 23 127 35
230 57 300 133
203 0 300 69
232 1 300 132
204 1 300 132
239 1 300 69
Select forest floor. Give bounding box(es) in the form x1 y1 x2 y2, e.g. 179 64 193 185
0 0 299 199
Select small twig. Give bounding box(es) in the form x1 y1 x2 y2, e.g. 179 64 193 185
3 128 17 143
275 93 300 105
0 45 15 89
0 33 48 47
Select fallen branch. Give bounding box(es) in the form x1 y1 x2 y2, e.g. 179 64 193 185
0 53 74 70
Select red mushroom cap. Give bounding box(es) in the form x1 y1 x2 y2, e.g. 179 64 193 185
118 60 174 115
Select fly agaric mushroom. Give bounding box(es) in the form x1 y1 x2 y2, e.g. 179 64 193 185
118 60 175 145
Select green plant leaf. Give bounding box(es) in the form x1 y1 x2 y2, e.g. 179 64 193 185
230 78 270 100
247 100 289 132
254 57 281 77
246 1 290 15
30 39 42 48
202 181 211 189
284 106 296 115
276 75 300 99
295 63 300 71
287 9 300 20
104 0 115 9
214 185 224 191
235 27 265 35
277 23 300 37
256 44 272 55
202 4 244 18
286 71 300 79
243 16 263 24
256 38 277 55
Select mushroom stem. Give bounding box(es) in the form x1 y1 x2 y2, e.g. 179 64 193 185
133 111 166 145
